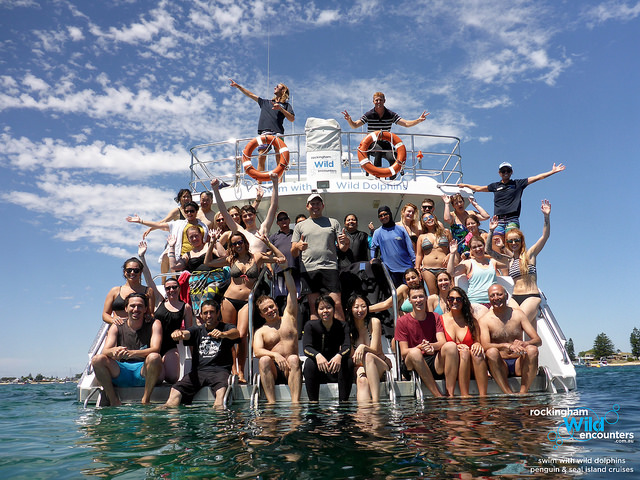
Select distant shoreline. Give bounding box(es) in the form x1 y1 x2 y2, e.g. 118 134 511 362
576 361 640 367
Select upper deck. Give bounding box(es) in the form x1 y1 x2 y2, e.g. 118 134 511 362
188 128 467 220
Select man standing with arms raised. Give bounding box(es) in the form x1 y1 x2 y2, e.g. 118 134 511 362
342 91 428 170
230 79 295 172
291 194 350 322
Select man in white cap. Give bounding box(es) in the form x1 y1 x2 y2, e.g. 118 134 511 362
291 194 350 322
458 162 565 238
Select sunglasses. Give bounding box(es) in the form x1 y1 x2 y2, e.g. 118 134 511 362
506 238 522 244
499 169 512 174
184 209 197 214
447 296 463 303
165 284 179 291
421 205 434 211
378 212 390 218
277 217 289 222
232 240 244 247
125 268 141 274
216 218 225 223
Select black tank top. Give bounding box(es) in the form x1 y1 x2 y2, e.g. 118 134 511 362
155 302 186 355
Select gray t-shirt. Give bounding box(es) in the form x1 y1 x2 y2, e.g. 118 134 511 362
292 216 341 272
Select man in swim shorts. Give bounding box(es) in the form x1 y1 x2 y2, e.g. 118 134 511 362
395 284 459 397
253 265 301 404
458 162 565 239
91 293 164 406
165 300 240 408
478 284 541 394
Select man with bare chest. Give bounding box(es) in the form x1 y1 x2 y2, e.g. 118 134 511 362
479 284 541 394
253 266 301 403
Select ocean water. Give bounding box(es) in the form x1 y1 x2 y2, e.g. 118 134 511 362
0 366 638 479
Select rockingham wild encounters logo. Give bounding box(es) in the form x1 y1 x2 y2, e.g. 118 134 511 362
529 404 635 448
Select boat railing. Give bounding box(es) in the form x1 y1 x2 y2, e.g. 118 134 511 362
189 132 462 192
247 266 274 383
538 290 571 365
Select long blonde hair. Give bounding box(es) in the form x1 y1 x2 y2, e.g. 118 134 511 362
506 229 530 276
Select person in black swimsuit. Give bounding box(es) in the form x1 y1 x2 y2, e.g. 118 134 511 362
303 295 354 402
152 277 193 383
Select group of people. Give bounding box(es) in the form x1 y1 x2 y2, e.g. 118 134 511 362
93 84 566 406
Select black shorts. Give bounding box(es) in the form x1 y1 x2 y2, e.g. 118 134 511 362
300 269 341 294
173 367 230 404
401 353 444 380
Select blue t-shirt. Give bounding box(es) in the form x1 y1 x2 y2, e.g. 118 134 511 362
370 225 416 273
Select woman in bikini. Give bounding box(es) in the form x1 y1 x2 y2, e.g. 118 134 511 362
427 271 453 316
167 226 224 273
369 267 423 316
443 193 490 258
396 202 423 252
447 235 508 318
102 257 155 326
209 231 285 382
441 287 488 396
486 199 551 329
347 294 392 403
415 212 452 296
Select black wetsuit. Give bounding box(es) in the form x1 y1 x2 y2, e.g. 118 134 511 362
302 319 354 401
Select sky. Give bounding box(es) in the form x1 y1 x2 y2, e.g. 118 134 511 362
1 0 639 377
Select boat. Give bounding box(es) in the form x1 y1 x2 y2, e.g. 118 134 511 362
77 120 576 406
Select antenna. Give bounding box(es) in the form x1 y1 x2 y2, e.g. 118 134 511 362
267 26 270 92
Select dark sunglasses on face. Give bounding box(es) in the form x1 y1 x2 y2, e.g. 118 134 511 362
447 296 463 303
185 209 196 214
165 284 179 291
125 268 141 274
506 238 521 244
277 217 289 222
421 205 433 211
232 240 244 247
500 169 512 174
378 213 389 218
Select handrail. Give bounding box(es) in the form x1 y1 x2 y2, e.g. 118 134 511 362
539 300 571 365
247 267 273 383
188 131 463 193
378 262 400 380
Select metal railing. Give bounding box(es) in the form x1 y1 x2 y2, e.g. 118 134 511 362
189 132 462 193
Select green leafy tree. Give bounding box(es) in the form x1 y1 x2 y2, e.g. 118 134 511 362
630 328 640 358
593 333 615 360
565 338 576 362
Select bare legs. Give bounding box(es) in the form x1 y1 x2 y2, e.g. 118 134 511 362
258 355 302 404
356 353 390 403
404 348 443 397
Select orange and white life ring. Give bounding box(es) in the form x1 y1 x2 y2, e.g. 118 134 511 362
357 130 407 178
242 135 289 182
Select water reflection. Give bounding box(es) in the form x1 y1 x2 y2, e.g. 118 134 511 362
75 395 609 479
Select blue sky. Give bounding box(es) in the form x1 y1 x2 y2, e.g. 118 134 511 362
1 0 638 377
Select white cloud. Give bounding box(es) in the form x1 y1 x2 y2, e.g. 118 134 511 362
67 26 84 41
22 74 49 91
583 1 640 26
0 134 187 178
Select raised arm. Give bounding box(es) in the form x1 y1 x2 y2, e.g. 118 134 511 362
441 194 453 224
527 163 565 186
447 239 467 276
210 178 239 234
485 216 512 263
282 267 299 322
258 173 279 236
341 110 365 129
126 214 169 232
396 111 429 128
457 183 489 193
528 200 551 257
468 195 490 221
138 240 163 307
229 78 258 102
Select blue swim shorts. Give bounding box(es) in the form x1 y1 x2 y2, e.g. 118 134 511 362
505 358 518 377
113 361 145 387
494 215 520 236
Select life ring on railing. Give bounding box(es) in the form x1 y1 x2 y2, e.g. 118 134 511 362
242 135 289 182
357 130 407 178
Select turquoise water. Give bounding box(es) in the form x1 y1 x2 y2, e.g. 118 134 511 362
1 367 638 479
